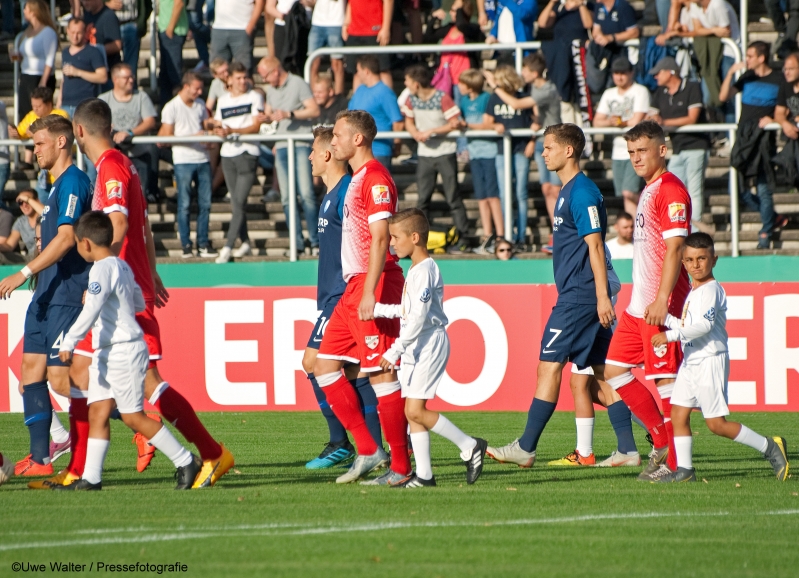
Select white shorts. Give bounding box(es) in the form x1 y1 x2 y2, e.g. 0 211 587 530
670 353 730 418
398 330 450 400
88 340 149 413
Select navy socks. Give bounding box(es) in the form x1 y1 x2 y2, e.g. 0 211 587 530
518 398 556 453
607 401 638 454
352 376 383 448
22 381 51 464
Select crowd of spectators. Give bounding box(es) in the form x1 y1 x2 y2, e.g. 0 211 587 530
2 0 799 259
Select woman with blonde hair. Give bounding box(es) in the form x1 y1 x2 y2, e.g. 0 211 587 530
10 0 57 121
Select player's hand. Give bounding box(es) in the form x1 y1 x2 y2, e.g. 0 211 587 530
59 351 73 365
597 296 615 329
644 298 668 327
153 272 170 308
651 332 668 348
377 27 390 46
359 291 376 321
378 356 393 371
0 272 25 299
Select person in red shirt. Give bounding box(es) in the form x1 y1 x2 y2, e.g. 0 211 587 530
56 99 234 489
343 0 394 90
314 109 411 485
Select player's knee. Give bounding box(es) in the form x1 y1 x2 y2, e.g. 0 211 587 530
606 371 635 390
404 404 423 424
705 417 727 436
315 372 343 388
47 371 71 398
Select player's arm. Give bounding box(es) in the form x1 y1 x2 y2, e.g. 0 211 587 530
358 219 390 321
380 274 432 369
108 211 128 256
143 218 169 308
0 224 76 298
644 235 685 326
59 267 112 362
584 232 615 328
664 287 718 343
374 303 402 318
492 88 535 111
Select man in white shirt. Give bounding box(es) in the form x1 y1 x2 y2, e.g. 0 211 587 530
605 211 634 259
158 72 218 259
209 0 265 73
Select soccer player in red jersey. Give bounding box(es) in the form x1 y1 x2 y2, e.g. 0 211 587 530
313 110 411 485
594 121 692 481
62 99 234 488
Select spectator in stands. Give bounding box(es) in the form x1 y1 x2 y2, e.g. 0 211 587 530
485 0 537 47
605 211 633 259
593 57 649 216
313 73 348 125
721 41 787 250
99 63 160 201
266 0 312 74
259 56 321 254
9 87 69 171
107 0 141 79
0 189 40 259
0 102 9 195
157 0 189 104
82 0 123 78
12 0 57 121
206 58 230 113
187 0 212 71
210 61 264 263
347 55 404 169
765 0 799 59
402 64 470 253
776 52 799 140
211 0 264 74
647 56 711 234
585 0 639 95
159 72 218 259
58 17 108 118
343 0 393 90
425 0 485 80
307 0 346 95
494 237 515 260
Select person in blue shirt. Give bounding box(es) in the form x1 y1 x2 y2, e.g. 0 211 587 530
302 125 383 469
347 55 404 170
0 115 93 476
486 0 538 45
486 123 616 469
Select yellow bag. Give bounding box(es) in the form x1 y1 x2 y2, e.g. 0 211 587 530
426 226 459 255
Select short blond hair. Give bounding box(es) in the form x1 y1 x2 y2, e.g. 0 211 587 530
493 65 524 93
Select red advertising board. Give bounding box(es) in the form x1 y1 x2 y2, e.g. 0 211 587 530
1 283 798 412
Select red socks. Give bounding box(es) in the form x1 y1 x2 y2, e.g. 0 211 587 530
376 391 411 476
67 398 89 477
616 379 669 449
324 375 378 455
154 386 222 462
661 396 677 470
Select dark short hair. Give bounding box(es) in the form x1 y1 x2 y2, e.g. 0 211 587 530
749 41 771 62
30 86 53 104
616 211 634 222
229 60 248 75
405 64 433 88
67 16 85 27
543 123 586 158
181 70 203 87
29 115 74 146
388 208 429 244
357 55 380 76
522 52 546 76
74 98 112 136
623 120 666 145
335 110 378 143
18 188 38 200
684 232 715 253
75 211 113 247
312 125 334 147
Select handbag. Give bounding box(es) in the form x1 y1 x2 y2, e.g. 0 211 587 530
431 62 452 96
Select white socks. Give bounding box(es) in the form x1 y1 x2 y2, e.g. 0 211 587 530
431 415 476 460
410 431 432 480
149 425 193 468
83 438 110 484
674 435 693 469
50 410 69 444
734 425 769 453
575 417 594 457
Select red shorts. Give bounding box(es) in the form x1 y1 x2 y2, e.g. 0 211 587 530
72 305 163 368
318 269 403 372
605 311 682 380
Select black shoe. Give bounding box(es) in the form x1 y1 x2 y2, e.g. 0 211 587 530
393 473 437 488
465 438 488 484
181 244 194 259
54 478 102 491
198 245 218 258
757 235 770 250
175 454 202 490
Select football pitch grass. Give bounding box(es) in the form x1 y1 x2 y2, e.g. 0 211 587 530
2 411 799 577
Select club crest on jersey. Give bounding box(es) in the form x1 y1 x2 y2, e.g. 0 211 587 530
371 185 391 205
668 202 686 223
88 282 101 295
653 343 668 358
365 335 379 350
420 288 431 303
106 180 123 200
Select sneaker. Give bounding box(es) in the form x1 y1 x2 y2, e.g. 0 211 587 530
775 214 789 229
486 439 536 468
54 478 102 491
764 436 789 481
465 438 488 484
15 455 53 476
215 246 232 264
394 473 437 488
650 466 696 483
49 439 71 463
547 450 596 466
472 235 496 256
0 455 13 485
192 61 209 73
133 414 160 472
232 242 251 258
198 245 218 258
513 242 530 253
306 440 355 470
541 234 554 255
181 245 194 259
311 246 320 257
192 444 235 488
28 469 80 490
595 451 641 467
636 445 669 481
360 469 410 486
757 235 770 250
336 448 389 483
175 454 202 490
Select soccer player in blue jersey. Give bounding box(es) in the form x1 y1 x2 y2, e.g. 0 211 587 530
0 115 93 477
487 123 616 468
302 125 383 469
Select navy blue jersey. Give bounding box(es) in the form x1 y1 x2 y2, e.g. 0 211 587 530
36 165 93 306
316 174 351 309
552 172 607 305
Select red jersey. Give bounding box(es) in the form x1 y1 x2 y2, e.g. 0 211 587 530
92 149 155 304
628 171 691 318
348 0 383 36
341 159 401 282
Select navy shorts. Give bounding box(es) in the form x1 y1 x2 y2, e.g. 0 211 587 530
539 302 611 369
471 157 500 200
23 301 83 367
307 296 341 351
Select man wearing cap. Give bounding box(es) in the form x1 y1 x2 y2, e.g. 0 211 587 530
593 57 650 216
647 56 711 234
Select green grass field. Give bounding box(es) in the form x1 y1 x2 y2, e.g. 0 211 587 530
2 411 799 577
